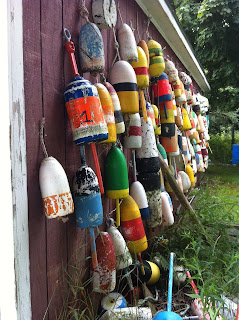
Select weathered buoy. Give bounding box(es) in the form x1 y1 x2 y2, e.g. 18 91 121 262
95 83 117 143
153 73 172 106
131 46 149 90
92 232 116 293
124 113 142 149
110 61 139 114
173 265 187 286
157 143 168 165
161 191 174 227
120 195 148 264
79 23 105 74
99 307 152 320
164 59 178 84
92 0 117 29
160 100 176 137
118 23 138 62
182 136 188 164
137 172 161 192
101 292 127 311
104 82 125 134
105 144 129 226
146 189 162 228
39 157 74 219
130 260 160 285
130 181 149 220
136 117 160 173
147 39 163 57
172 77 182 97
138 40 149 68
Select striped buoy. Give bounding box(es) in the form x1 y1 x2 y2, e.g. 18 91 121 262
99 307 152 320
175 80 187 105
172 77 181 97
136 117 160 173
137 172 161 192
159 100 175 137
120 195 148 256
39 157 74 219
64 75 108 145
149 56 165 78
131 46 149 90
94 83 117 143
107 222 132 270
182 136 188 164
161 191 174 227
93 232 116 293
130 181 149 220
130 260 160 285
138 40 150 68
79 23 105 74
118 23 138 62
147 39 163 57
105 145 129 226
104 82 125 134
157 143 168 166
101 292 127 311
124 113 142 149
146 102 156 130
153 73 172 106
110 61 139 114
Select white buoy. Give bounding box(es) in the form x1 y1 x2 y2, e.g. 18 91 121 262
161 191 174 227
92 0 117 29
99 307 152 320
178 171 191 193
124 113 142 149
101 292 127 311
130 181 149 220
118 23 138 62
173 265 187 286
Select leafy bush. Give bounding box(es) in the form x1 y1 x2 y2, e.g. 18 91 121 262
209 132 239 164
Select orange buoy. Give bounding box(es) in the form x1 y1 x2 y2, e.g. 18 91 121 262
160 125 178 153
118 23 138 62
110 61 139 114
138 40 149 68
153 73 172 106
124 113 142 149
95 83 117 143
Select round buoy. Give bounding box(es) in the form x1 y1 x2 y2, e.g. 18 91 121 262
130 260 160 285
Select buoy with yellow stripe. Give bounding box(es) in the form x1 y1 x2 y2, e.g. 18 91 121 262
110 61 139 114
172 77 181 98
124 113 142 149
105 144 129 226
149 56 165 78
138 40 149 68
104 81 125 134
159 100 175 137
131 46 149 121
185 164 195 188
130 260 160 285
147 39 163 57
120 195 148 274
95 83 117 143
118 23 138 63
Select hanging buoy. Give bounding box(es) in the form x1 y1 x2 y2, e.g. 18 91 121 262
138 40 150 68
131 46 149 90
94 83 117 143
124 113 142 149
146 189 162 228
130 260 160 285
146 102 156 130
104 82 125 134
160 100 176 137
153 73 172 106
130 181 149 220
197 114 206 133
164 59 178 84
105 144 129 226
101 292 127 312
175 80 187 105
160 125 178 153
152 104 161 135
92 232 116 293
172 77 182 97
118 23 138 62
92 0 117 29
180 106 192 131
99 307 152 320
40 157 74 219
79 23 105 74
136 117 160 173
147 39 163 57
39 119 74 219
149 56 165 78
178 171 191 193
73 146 103 269
161 191 174 227
157 143 168 165
120 195 148 271
185 164 195 188
110 61 139 114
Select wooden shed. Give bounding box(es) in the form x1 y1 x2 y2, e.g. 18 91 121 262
1 0 209 319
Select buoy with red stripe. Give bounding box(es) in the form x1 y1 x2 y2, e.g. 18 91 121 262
120 195 148 274
136 117 160 173
92 232 116 293
110 61 139 114
172 77 181 98
146 102 156 130
104 81 125 134
79 22 105 75
138 40 149 68
124 113 142 149
39 119 74 219
118 23 138 62
73 146 103 270
159 100 175 137
95 83 117 143
153 73 172 106
105 144 129 226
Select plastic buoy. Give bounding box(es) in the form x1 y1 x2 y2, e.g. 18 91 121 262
152 104 161 135
173 265 186 286
131 46 149 90
160 100 176 137
110 61 139 114
160 125 178 153
95 83 117 143
185 164 195 188
101 292 127 311
149 56 165 78
136 117 160 173
172 77 181 97
164 59 178 84
118 23 138 62
153 73 172 106
130 181 149 220
105 144 129 226
104 82 125 134
124 113 142 149
157 143 168 165
93 232 116 293
130 260 160 285
79 23 105 74
178 171 191 193
180 107 192 131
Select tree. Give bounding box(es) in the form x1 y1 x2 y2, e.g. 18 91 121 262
169 0 239 134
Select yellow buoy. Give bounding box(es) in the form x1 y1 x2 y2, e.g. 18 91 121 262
185 164 195 188
138 40 150 68
147 39 163 57
131 47 149 90
149 56 165 78
180 106 192 131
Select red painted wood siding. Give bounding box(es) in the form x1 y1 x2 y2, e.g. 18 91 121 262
23 0 202 318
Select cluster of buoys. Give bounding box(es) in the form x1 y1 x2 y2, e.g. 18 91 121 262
38 1 211 318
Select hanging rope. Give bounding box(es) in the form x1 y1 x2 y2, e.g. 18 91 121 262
79 0 90 23
146 17 152 41
129 20 135 33
100 73 106 84
136 12 141 43
40 118 48 158
117 0 124 25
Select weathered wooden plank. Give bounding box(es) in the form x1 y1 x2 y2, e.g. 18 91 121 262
23 0 49 318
